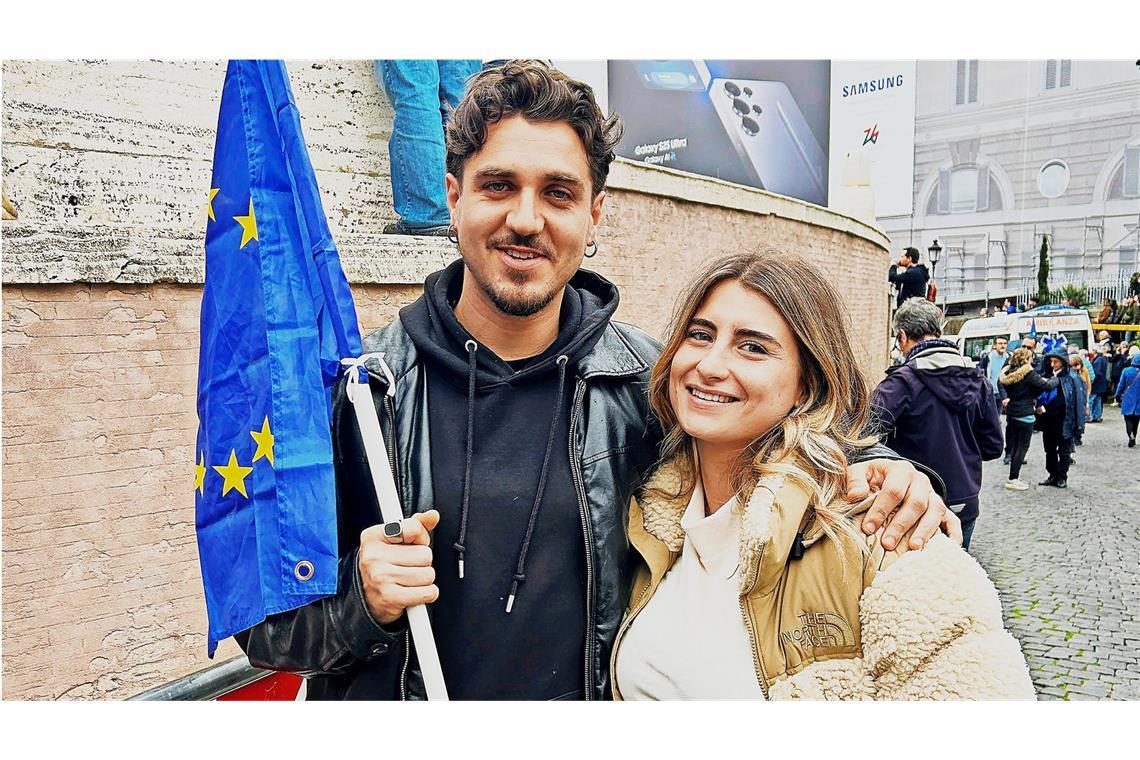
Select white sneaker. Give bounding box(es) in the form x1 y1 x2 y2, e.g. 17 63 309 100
1004 479 1030 491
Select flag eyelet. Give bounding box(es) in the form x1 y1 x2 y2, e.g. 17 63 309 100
294 560 315 582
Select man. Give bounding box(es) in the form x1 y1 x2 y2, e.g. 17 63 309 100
887 247 930 309
1089 345 1109 422
983 337 1009 400
873 298 1004 550
980 336 1010 462
1028 297 1040 310
236 61 953 700
1037 349 1086 488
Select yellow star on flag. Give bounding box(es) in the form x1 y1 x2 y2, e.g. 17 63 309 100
195 450 207 496
206 188 219 223
250 416 275 467
213 449 254 498
234 198 258 249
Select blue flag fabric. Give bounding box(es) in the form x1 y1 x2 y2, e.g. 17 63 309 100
195 60 363 656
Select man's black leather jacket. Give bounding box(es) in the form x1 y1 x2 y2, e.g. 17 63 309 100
236 317 942 700
238 317 663 699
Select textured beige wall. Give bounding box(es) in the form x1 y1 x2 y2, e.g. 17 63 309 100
2 59 889 699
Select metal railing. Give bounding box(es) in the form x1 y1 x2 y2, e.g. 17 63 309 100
1018 274 1134 306
128 655 271 701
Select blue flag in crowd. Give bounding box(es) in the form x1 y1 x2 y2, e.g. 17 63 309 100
195 60 363 656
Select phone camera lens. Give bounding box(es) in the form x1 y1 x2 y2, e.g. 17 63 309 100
741 116 759 136
752 105 763 115
724 81 741 97
743 87 753 96
732 97 750 116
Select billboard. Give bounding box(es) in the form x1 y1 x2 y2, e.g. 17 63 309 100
828 61 918 219
608 60 831 207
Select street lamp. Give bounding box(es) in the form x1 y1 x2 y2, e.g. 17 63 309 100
928 239 942 278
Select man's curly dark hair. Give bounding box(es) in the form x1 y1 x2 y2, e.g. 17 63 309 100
445 60 624 197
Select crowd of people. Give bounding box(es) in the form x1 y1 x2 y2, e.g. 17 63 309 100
875 288 1137 560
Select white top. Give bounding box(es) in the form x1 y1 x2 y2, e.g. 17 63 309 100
614 480 767 700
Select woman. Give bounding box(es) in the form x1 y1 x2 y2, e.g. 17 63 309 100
1096 298 1114 324
999 347 1057 491
610 251 1033 700
1116 349 1140 448
1069 354 1091 446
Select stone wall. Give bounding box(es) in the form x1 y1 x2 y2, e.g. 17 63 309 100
2 60 890 699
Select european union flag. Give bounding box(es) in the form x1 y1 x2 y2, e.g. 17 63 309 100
195 60 363 656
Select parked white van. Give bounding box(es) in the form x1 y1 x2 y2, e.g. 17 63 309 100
1009 306 1095 352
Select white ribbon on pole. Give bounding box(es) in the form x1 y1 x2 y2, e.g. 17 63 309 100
341 353 449 701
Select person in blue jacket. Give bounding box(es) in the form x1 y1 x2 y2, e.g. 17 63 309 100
1089 345 1109 422
1115 350 1140 448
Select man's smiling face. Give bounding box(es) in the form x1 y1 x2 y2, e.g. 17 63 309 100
446 115 605 317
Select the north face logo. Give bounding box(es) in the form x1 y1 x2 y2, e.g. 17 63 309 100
780 611 855 648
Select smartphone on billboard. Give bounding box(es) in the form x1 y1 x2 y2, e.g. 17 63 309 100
634 60 712 92
709 78 827 205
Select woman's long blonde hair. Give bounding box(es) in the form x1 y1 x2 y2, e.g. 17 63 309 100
648 250 879 552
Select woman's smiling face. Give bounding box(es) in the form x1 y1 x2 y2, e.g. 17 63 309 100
668 279 804 458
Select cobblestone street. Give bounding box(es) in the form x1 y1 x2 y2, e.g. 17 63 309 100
969 401 1140 700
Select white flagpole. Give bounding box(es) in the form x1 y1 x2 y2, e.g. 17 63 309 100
342 354 448 701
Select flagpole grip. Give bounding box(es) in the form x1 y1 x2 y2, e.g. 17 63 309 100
347 372 449 701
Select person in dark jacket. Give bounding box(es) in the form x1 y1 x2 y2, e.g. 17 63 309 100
1036 348 1087 488
232 61 952 701
998 347 1059 490
1110 342 1131 404
873 298 1004 550
887 247 930 308
1089 345 1109 421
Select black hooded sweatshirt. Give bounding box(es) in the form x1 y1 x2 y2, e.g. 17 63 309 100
399 260 618 700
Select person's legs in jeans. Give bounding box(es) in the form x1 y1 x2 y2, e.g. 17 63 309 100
437 59 481 129
959 517 976 551
376 60 450 229
1089 391 1103 422
1009 420 1034 481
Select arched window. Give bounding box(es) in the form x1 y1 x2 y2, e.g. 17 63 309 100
1106 145 1140 200
926 164 1005 214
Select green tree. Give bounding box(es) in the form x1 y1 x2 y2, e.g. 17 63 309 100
1036 234 1050 304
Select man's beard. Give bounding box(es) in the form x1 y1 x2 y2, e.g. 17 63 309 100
466 233 565 317
476 269 562 317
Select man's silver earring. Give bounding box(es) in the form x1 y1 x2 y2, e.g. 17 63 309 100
584 240 598 258
447 225 459 245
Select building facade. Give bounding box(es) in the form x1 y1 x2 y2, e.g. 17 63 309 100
881 60 1140 302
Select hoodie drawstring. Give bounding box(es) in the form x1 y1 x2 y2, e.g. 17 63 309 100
451 342 571 615
453 339 478 580
506 354 569 613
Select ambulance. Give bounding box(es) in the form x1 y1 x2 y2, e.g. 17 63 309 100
954 306 1094 363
